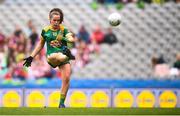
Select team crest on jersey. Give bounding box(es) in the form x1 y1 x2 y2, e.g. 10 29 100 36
52 32 58 36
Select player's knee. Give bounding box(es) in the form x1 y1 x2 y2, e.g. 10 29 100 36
57 53 67 61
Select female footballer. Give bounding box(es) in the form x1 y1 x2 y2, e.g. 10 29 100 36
23 8 75 108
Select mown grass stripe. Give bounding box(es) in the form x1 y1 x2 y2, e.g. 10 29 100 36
0 108 179 115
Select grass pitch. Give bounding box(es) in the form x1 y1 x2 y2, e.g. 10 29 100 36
0 108 179 115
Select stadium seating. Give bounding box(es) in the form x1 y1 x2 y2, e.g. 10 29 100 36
0 0 179 79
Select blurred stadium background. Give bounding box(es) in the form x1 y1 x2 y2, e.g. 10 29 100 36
0 0 180 108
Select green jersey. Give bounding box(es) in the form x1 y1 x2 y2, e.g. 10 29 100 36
41 25 69 55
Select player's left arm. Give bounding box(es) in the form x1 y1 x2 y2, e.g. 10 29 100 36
61 28 75 60
62 27 75 43
65 32 75 43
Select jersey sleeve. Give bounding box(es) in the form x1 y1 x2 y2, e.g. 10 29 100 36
41 29 46 40
63 27 70 36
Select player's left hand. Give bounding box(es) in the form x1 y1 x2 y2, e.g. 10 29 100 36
62 46 75 60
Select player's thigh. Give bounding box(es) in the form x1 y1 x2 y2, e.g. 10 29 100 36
47 52 67 65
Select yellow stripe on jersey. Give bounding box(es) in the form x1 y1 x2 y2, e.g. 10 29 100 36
60 25 64 33
43 25 51 32
43 25 64 33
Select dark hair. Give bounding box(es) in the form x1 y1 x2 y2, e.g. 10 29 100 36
49 8 64 23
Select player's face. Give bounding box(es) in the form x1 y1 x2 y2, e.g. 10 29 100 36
50 15 61 29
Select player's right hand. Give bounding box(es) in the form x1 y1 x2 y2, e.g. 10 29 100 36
23 56 33 67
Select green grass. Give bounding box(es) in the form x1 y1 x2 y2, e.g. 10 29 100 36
0 108 180 115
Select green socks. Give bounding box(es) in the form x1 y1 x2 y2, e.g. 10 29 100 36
60 94 66 105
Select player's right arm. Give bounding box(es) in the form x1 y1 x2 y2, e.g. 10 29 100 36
30 36 45 58
23 36 45 67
